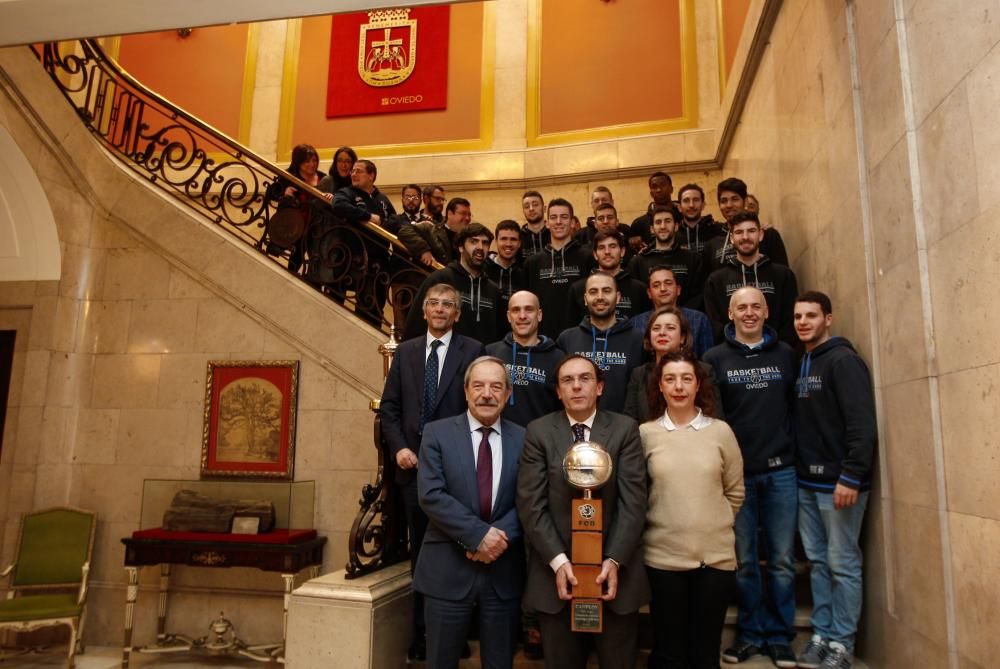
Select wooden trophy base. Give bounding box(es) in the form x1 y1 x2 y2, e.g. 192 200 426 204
570 495 604 633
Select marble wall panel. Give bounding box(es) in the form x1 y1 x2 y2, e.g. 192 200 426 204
880 378 938 510
874 259 928 387
859 23 905 170
890 500 949 645
868 137 917 272
938 363 1000 521
928 203 1000 375
915 81 980 246
949 511 1000 668
965 42 1000 217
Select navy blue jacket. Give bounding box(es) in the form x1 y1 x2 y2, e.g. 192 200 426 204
380 333 486 484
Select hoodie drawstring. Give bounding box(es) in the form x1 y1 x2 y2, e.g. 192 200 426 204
798 352 813 398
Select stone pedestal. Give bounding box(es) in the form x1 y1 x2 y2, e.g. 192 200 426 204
284 563 413 669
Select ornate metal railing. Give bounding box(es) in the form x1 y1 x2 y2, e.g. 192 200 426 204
32 39 428 579
34 39 434 333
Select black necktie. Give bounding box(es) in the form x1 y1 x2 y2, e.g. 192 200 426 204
476 427 493 521
422 340 443 429
572 423 587 443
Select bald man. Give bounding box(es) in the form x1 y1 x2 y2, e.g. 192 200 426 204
486 291 564 428
702 287 798 668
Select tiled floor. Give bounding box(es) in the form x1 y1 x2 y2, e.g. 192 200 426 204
0 645 870 668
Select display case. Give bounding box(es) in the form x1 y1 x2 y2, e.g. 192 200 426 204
136 478 316 532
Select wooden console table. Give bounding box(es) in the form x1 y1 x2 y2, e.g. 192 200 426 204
120 529 326 667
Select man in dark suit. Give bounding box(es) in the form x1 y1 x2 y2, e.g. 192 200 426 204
380 282 486 661
415 356 527 668
516 354 649 669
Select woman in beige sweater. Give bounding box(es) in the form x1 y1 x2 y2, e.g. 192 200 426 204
640 350 745 669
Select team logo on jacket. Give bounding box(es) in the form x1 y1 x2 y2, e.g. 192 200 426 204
506 363 547 386
725 280 775 296
726 365 784 390
359 9 416 87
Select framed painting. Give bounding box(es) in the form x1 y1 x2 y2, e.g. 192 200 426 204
201 360 300 480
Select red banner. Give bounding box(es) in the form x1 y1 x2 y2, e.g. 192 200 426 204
326 5 450 118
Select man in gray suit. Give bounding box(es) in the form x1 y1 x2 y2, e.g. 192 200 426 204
415 356 527 669
516 354 649 669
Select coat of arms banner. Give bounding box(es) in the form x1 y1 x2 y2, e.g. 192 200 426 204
326 5 450 118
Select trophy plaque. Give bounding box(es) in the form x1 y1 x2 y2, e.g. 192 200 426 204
562 441 613 633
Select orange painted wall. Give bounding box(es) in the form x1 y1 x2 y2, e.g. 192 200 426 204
722 0 752 80
116 25 249 139
289 3 484 151
538 0 684 135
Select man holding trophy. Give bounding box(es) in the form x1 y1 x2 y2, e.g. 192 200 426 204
517 354 649 669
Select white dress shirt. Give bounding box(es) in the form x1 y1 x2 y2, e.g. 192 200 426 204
658 409 713 431
467 412 503 512
425 329 453 383
549 411 598 573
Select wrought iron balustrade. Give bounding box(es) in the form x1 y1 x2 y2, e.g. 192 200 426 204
34 39 434 334
32 39 429 579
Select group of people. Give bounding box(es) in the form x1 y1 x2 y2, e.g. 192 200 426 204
271 147 875 669
369 167 876 669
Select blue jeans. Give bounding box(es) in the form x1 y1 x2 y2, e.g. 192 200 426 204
734 467 798 645
797 487 869 653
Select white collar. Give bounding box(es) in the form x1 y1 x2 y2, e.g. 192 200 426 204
467 412 502 437
426 329 453 350
658 409 712 431
565 411 597 430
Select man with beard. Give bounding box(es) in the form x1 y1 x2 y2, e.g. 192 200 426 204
486 290 563 428
523 198 593 339
574 190 633 251
676 183 725 255
380 283 485 662
520 190 550 260
556 272 644 414
423 184 446 224
398 196 471 267
629 171 683 251
484 219 526 308
566 231 649 325
388 183 430 232
703 178 789 274
704 211 799 345
627 206 704 309
404 222 504 344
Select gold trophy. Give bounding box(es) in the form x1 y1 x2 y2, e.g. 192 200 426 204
562 441 613 633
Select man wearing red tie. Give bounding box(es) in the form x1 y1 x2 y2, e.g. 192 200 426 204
415 356 527 669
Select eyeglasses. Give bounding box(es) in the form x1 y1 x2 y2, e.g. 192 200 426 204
424 299 457 309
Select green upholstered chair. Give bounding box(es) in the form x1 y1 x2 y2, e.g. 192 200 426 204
0 507 96 668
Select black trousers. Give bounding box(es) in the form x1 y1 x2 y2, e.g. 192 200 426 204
401 480 428 636
537 606 639 669
646 565 735 669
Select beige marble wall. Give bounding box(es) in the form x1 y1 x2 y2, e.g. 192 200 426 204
725 1 1000 667
0 46 383 647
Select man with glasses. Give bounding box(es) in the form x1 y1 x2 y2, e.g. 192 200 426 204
381 283 486 661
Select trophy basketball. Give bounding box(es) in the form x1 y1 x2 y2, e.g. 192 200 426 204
562 441 613 633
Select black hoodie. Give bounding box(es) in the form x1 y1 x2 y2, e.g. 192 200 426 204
483 255 525 306
703 254 799 345
627 241 704 309
485 334 564 427
702 226 790 275
678 214 726 254
523 240 593 339
794 337 877 492
403 261 504 344
566 269 651 326
702 324 796 475
630 202 684 245
556 318 645 413
519 223 551 261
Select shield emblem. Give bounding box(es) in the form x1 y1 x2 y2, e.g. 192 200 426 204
358 9 417 88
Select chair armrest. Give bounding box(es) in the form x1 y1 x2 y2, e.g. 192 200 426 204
77 562 90 606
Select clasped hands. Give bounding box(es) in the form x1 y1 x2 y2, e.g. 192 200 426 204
465 527 508 564
555 560 619 601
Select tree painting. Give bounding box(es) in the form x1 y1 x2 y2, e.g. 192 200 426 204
215 378 283 463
